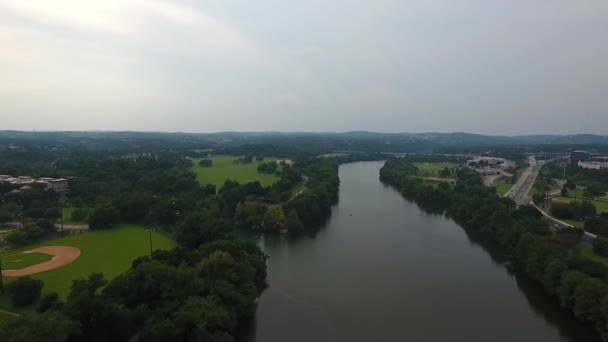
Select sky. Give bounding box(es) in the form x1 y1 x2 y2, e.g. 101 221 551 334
1 0 607 135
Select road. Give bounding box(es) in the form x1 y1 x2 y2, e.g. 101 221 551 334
532 202 596 243
506 156 540 205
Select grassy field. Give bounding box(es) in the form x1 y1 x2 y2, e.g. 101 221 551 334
191 155 280 188
2 252 53 270
0 224 175 313
551 196 608 214
412 162 459 176
495 181 512 196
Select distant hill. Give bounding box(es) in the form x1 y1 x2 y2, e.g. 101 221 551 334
1 131 607 154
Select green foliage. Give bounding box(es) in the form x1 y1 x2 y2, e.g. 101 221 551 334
257 162 278 174
0 210 13 224
7 277 44 307
198 159 213 167
6 222 53 245
0 311 80 342
235 201 265 231
37 292 63 313
286 210 304 234
380 157 608 339
587 213 608 237
593 237 608 257
263 206 286 232
551 200 596 221
89 204 120 229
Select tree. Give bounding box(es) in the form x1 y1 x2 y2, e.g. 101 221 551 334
263 206 286 232
7 277 44 306
88 204 120 229
543 259 568 295
557 271 586 309
38 292 63 313
573 278 608 323
561 186 569 197
234 201 265 230
71 207 90 222
565 179 576 189
580 200 597 220
439 167 451 177
174 209 230 249
0 311 80 342
0 210 12 225
286 209 304 234
198 159 213 168
593 237 608 257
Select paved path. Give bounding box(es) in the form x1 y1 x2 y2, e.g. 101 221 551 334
0 308 21 318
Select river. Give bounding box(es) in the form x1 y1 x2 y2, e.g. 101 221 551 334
241 161 600 342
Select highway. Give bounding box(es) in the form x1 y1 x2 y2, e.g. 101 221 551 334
506 156 540 205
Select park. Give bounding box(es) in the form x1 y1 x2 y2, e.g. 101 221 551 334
0 225 175 317
190 155 281 188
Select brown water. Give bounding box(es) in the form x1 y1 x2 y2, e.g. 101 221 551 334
241 161 600 342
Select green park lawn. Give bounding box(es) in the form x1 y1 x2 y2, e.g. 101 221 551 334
191 155 280 188
551 196 608 214
412 162 459 176
495 181 512 196
0 224 175 314
2 252 53 270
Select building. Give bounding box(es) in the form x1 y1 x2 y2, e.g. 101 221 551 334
46 179 69 196
578 161 608 170
571 150 592 165
0 175 69 197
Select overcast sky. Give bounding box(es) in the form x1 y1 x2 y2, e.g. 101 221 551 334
1 0 607 135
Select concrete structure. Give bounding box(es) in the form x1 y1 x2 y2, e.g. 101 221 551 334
46 179 69 196
571 150 592 165
578 161 608 170
0 175 69 197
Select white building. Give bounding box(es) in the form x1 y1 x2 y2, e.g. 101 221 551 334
578 161 608 170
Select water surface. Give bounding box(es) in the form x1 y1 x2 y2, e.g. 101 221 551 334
243 161 599 342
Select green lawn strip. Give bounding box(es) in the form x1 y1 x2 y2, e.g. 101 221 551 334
412 162 458 176
550 196 608 214
495 182 512 196
577 244 608 267
1 224 176 302
412 176 455 183
3 252 53 270
561 219 585 228
191 155 280 188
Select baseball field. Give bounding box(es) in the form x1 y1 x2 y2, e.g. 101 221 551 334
0 224 175 313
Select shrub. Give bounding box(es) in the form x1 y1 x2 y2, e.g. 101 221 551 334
7 277 44 307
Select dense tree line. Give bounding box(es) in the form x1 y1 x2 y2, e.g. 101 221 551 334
380 158 608 341
551 200 597 221
0 241 266 341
